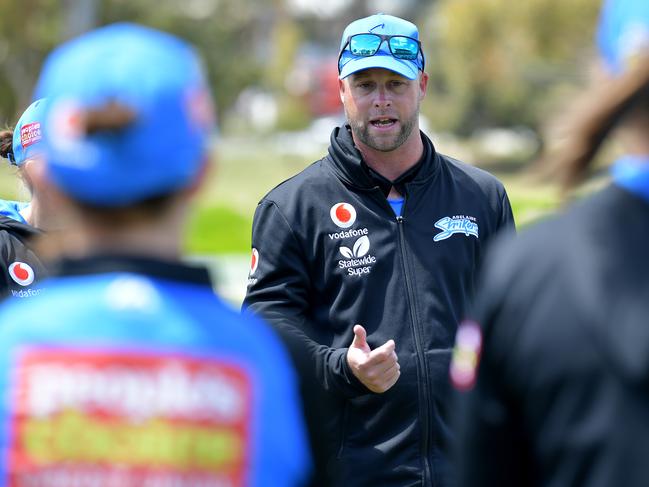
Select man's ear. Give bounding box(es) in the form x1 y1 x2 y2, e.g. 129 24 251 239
418 71 429 101
339 78 346 104
26 159 69 208
21 158 44 193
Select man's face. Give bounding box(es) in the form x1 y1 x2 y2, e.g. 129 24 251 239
339 68 428 153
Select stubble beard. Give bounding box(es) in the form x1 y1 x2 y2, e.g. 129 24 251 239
346 106 419 153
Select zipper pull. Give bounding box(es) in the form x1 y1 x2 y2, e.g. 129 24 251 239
396 216 404 224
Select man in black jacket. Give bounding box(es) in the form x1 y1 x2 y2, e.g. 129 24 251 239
244 13 514 487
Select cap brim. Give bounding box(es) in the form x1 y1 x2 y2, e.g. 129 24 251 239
339 54 419 80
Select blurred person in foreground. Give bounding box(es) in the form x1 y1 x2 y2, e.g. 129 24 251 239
0 23 311 486
244 13 514 486
0 100 51 298
452 1 649 486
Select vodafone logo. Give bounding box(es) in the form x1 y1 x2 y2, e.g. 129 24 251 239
9 262 35 286
330 203 357 229
250 248 259 276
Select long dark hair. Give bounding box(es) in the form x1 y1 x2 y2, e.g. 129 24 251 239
0 128 14 162
552 54 649 190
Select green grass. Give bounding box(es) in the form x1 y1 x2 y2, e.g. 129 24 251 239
499 175 562 228
185 205 252 254
183 137 319 254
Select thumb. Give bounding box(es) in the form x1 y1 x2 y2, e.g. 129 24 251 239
350 324 370 351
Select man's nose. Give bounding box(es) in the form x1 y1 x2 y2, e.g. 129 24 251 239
374 90 392 108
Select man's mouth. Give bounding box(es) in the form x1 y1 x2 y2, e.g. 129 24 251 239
370 117 397 128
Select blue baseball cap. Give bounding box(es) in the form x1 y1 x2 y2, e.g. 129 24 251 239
338 13 424 81
34 23 216 207
10 99 46 166
597 0 649 75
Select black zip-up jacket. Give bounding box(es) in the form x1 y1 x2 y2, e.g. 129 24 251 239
0 215 46 299
455 184 649 487
243 126 514 486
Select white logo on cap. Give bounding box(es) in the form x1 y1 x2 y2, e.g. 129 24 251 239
9 262 35 286
48 99 95 169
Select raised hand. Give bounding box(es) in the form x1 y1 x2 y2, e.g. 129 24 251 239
346 324 400 393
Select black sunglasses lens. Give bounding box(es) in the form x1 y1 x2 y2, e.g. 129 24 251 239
349 34 382 57
389 36 419 60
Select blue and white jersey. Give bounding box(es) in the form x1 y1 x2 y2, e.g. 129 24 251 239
0 200 28 225
0 256 311 487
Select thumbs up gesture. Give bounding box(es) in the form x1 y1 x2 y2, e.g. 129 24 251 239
346 324 400 393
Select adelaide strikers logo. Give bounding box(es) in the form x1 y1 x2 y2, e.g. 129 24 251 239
330 203 357 228
9 262 35 286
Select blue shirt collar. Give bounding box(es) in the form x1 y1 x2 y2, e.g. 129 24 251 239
611 155 649 202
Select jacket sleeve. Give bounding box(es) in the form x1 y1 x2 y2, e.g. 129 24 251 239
242 199 367 399
498 185 516 232
453 241 531 487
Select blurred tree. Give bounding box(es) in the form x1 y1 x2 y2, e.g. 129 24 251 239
422 0 601 135
0 0 265 125
0 0 62 121
62 0 99 39
0 0 602 137
101 0 264 121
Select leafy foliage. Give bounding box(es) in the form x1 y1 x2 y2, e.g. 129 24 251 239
0 0 265 121
422 0 601 134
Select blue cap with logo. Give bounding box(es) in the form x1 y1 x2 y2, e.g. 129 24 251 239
34 22 215 207
10 99 46 166
338 13 424 81
597 0 649 74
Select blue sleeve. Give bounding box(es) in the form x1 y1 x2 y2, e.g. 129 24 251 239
249 314 312 487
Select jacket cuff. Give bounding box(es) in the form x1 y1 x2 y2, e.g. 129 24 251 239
327 347 369 397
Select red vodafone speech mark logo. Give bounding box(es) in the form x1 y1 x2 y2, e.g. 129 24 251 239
330 203 357 228
9 262 35 286
250 248 259 275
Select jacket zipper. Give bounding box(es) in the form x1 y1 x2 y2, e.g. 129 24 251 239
396 214 433 486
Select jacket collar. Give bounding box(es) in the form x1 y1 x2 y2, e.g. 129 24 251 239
326 124 440 194
53 254 212 286
0 214 43 239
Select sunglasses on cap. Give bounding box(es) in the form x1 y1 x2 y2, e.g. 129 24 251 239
338 33 425 73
